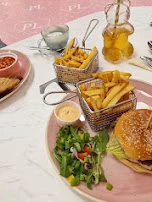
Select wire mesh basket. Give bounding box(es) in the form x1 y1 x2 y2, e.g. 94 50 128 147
53 49 99 84
77 78 137 132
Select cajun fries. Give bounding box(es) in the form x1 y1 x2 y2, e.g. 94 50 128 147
53 38 99 84
79 70 136 112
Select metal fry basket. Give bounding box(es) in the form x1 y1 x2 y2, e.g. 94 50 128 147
53 49 99 84
76 78 137 132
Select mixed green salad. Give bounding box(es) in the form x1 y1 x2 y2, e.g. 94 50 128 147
53 125 113 190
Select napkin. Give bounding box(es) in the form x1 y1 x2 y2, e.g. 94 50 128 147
128 57 152 72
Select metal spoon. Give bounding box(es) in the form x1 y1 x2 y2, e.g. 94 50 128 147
29 46 65 56
29 46 51 51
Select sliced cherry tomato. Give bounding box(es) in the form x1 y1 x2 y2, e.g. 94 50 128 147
77 153 84 160
83 145 91 155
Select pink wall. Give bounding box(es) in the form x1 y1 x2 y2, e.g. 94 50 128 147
0 0 152 45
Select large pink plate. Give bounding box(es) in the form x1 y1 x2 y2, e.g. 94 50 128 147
46 79 152 202
0 49 31 102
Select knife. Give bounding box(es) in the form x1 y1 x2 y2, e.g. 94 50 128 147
140 56 152 69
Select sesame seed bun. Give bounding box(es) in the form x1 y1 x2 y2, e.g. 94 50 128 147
114 109 152 161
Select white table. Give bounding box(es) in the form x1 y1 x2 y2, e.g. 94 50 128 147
0 7 152 202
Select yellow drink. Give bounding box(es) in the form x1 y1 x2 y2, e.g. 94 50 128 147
102 27 134 63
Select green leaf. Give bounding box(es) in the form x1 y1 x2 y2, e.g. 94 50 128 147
57 125 70 137
86 170 93 190
99 173 107 182
52 147 62 163
56 137 65 150
70 126 78 139
93 164 100 185
92 129 109 154
60 153 72 177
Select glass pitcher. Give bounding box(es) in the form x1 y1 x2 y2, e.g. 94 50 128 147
102 0 134 63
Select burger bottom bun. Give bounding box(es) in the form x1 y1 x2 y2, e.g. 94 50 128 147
117 157 152 175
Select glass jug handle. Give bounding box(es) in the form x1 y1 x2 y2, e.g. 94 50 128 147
104 4 112 15
122 0 131 8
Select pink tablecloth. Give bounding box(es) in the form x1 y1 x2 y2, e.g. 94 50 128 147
0 0 151 45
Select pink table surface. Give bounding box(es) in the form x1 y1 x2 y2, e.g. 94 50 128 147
0 0 152 45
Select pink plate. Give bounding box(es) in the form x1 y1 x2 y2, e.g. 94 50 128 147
46 79 152 202
0 49 31 102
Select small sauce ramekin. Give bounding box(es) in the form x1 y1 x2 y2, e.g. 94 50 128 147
54 101 82 127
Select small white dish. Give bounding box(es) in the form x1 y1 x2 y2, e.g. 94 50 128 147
54 101 82 127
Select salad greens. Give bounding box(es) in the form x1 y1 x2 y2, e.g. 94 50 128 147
53 125 113 190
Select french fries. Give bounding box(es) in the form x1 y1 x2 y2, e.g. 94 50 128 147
63 38 75 56
54 38 97 69
102 83 127 108
79 70 135 112
79 46 97 69
107 83 135 107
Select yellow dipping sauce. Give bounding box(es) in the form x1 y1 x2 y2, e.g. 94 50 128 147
57 105 80 122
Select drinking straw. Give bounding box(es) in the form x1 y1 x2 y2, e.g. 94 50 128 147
114 0 121 27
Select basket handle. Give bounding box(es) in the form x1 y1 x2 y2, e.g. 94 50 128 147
43 91 78 105
82 19 99 48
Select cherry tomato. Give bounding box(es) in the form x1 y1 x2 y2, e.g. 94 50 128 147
77 153 84 160
83 145 91 155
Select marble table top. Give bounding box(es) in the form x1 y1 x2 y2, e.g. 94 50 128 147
0 6 152 202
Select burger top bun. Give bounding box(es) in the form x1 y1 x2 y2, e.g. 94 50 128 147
114 109 152 161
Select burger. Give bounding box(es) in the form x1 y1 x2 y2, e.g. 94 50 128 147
107 109 152 174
